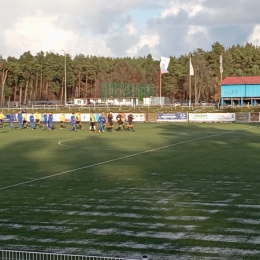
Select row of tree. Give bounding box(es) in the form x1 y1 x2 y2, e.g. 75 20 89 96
1 42 260 106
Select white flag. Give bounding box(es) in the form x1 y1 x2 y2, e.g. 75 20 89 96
220 54 223 73
160 56 170 74
189 56 194 76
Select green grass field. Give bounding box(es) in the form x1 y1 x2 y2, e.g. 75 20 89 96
0 122 260 260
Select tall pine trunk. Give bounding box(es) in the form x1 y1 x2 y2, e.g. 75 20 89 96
14 86 17 102
19 87 22 106
94 74 96 98
60 79 64 103
45 82 48 99
85 74 88 98
29 82 33 102
23 81 29 105
1 69 9 106
34 72 39 100
90 80 92 97
78 73 81 98
39 70 43 99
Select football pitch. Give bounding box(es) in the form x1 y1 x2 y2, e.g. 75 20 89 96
0 122 260 260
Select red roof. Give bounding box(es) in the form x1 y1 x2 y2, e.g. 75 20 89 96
221 76 260 85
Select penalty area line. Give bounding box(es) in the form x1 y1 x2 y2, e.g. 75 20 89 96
0 125 255 191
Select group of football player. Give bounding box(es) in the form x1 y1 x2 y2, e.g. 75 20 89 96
1 110 56 131
0 110 135 132
90 111 135 133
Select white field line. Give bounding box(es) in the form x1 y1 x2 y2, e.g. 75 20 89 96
0 126 255 191
58 138 77 148
58 139 117 150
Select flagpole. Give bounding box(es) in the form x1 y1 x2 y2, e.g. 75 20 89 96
219 53 223 104
189 73 191 108
194 68 197 106
159 70 162 106
159 56 170 106
189 55 192 108
219 71 222 104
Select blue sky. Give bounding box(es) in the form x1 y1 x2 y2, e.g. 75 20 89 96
130 8 161 27
1 0 260 60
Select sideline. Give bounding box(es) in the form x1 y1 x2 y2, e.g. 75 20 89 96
0 126 255 191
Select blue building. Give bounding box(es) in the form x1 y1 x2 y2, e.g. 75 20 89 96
220 76 260 106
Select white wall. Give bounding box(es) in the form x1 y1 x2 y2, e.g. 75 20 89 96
74 98 139 106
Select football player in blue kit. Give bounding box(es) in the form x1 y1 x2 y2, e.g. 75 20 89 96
29 113 35 130
48 113 53 131
9 113 15 129
98 112 106 133
70 113 77 131
42 112 48 130
17 110 23 129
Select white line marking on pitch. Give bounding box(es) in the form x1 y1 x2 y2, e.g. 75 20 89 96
58 139 120 150
0 126 255 191
58 138 78 147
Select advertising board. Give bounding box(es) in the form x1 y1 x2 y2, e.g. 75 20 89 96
235 112 249 123
157 113 188 122
249 112 260 122
189 113 236 122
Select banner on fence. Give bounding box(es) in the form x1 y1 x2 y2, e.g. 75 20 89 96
47 113 91 122
132 113 146 122
157 113 188 122
148 113 157 122
3 112 250 124
249 112 260 122
189 113 236 122
235 112 249 123
2 114 13 122
2 114 17 122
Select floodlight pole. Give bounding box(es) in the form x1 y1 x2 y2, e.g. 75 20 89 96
194 68 199 105
62 50 67 106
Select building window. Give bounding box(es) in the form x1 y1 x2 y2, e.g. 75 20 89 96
101 99 107 102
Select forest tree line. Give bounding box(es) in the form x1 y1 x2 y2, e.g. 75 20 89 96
1 42 260 106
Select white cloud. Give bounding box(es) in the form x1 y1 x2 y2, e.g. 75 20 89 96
187 25 208 37
187 3 204 18
185 25 209 51
1 0 260 59
161 6 180 18
126 34 160 57
161 0 205 18
3 14 113 57
126 23 138 35
248 25 260 46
